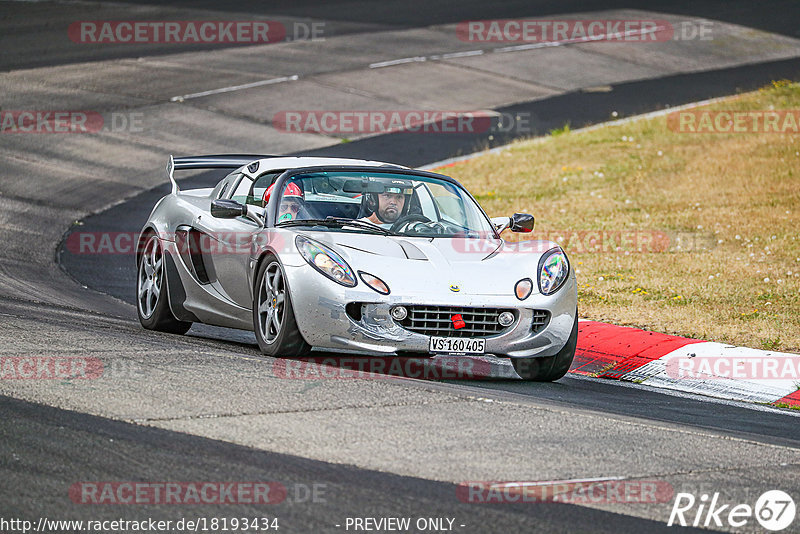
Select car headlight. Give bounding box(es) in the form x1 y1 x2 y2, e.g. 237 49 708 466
296 236 357 287
538 247 570 295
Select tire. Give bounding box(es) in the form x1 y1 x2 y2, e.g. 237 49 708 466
137 233 192 334
511 312 578 381
253 257 311 357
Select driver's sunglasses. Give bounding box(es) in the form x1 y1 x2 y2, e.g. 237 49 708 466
280 202 301 213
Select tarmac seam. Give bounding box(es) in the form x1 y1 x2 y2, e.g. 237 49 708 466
127 397 474 423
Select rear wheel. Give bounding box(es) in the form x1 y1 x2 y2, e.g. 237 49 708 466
137 234 192 334
511 313 578 381
253 258 311 357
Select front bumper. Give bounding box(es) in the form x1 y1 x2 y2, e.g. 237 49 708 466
286 263 577 358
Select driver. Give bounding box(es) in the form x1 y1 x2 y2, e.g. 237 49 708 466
360 181 413 229
263 182 304 222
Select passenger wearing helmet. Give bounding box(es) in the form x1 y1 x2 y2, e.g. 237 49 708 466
263 182 304 222
360 181 413 229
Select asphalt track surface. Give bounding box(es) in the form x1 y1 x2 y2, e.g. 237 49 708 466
3 1 800 533
3 395 712 534
3 0 800 71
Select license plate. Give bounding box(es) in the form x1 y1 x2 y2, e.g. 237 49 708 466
429 337 485 354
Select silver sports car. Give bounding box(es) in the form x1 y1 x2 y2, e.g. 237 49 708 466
137 155 578 381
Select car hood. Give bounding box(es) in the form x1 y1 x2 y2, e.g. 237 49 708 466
329 233 501 263
301 231 557 297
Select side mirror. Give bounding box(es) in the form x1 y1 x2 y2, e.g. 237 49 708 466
510 213 534 233
211 199 246 219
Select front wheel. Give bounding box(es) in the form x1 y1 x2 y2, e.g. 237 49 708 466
137 234 192 334
253 258 311 357
511 313 578 381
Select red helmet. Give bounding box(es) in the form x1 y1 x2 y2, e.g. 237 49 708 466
283 182 304 200
262 181 304 205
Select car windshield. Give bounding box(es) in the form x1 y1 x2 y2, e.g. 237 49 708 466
273 171 495 238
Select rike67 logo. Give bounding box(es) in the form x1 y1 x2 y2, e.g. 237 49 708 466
668 490 796 531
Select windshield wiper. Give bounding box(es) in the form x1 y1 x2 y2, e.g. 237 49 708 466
276 217 394 236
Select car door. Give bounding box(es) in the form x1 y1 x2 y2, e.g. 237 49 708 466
192 173 263 309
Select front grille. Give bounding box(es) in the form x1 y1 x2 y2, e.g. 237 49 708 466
531 309 550 334
397 306 515 338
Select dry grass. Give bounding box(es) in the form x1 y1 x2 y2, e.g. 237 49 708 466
440 81 800 351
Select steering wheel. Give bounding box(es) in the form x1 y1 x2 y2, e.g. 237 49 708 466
390 213 431 233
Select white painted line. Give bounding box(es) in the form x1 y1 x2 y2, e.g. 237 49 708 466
373 25 666 70
169 75 299 102
369 56 427 69
168 24 667 101
493 43 556 53
439 50 485 59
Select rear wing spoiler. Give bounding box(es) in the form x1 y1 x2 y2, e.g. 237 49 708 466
166 154 275 194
